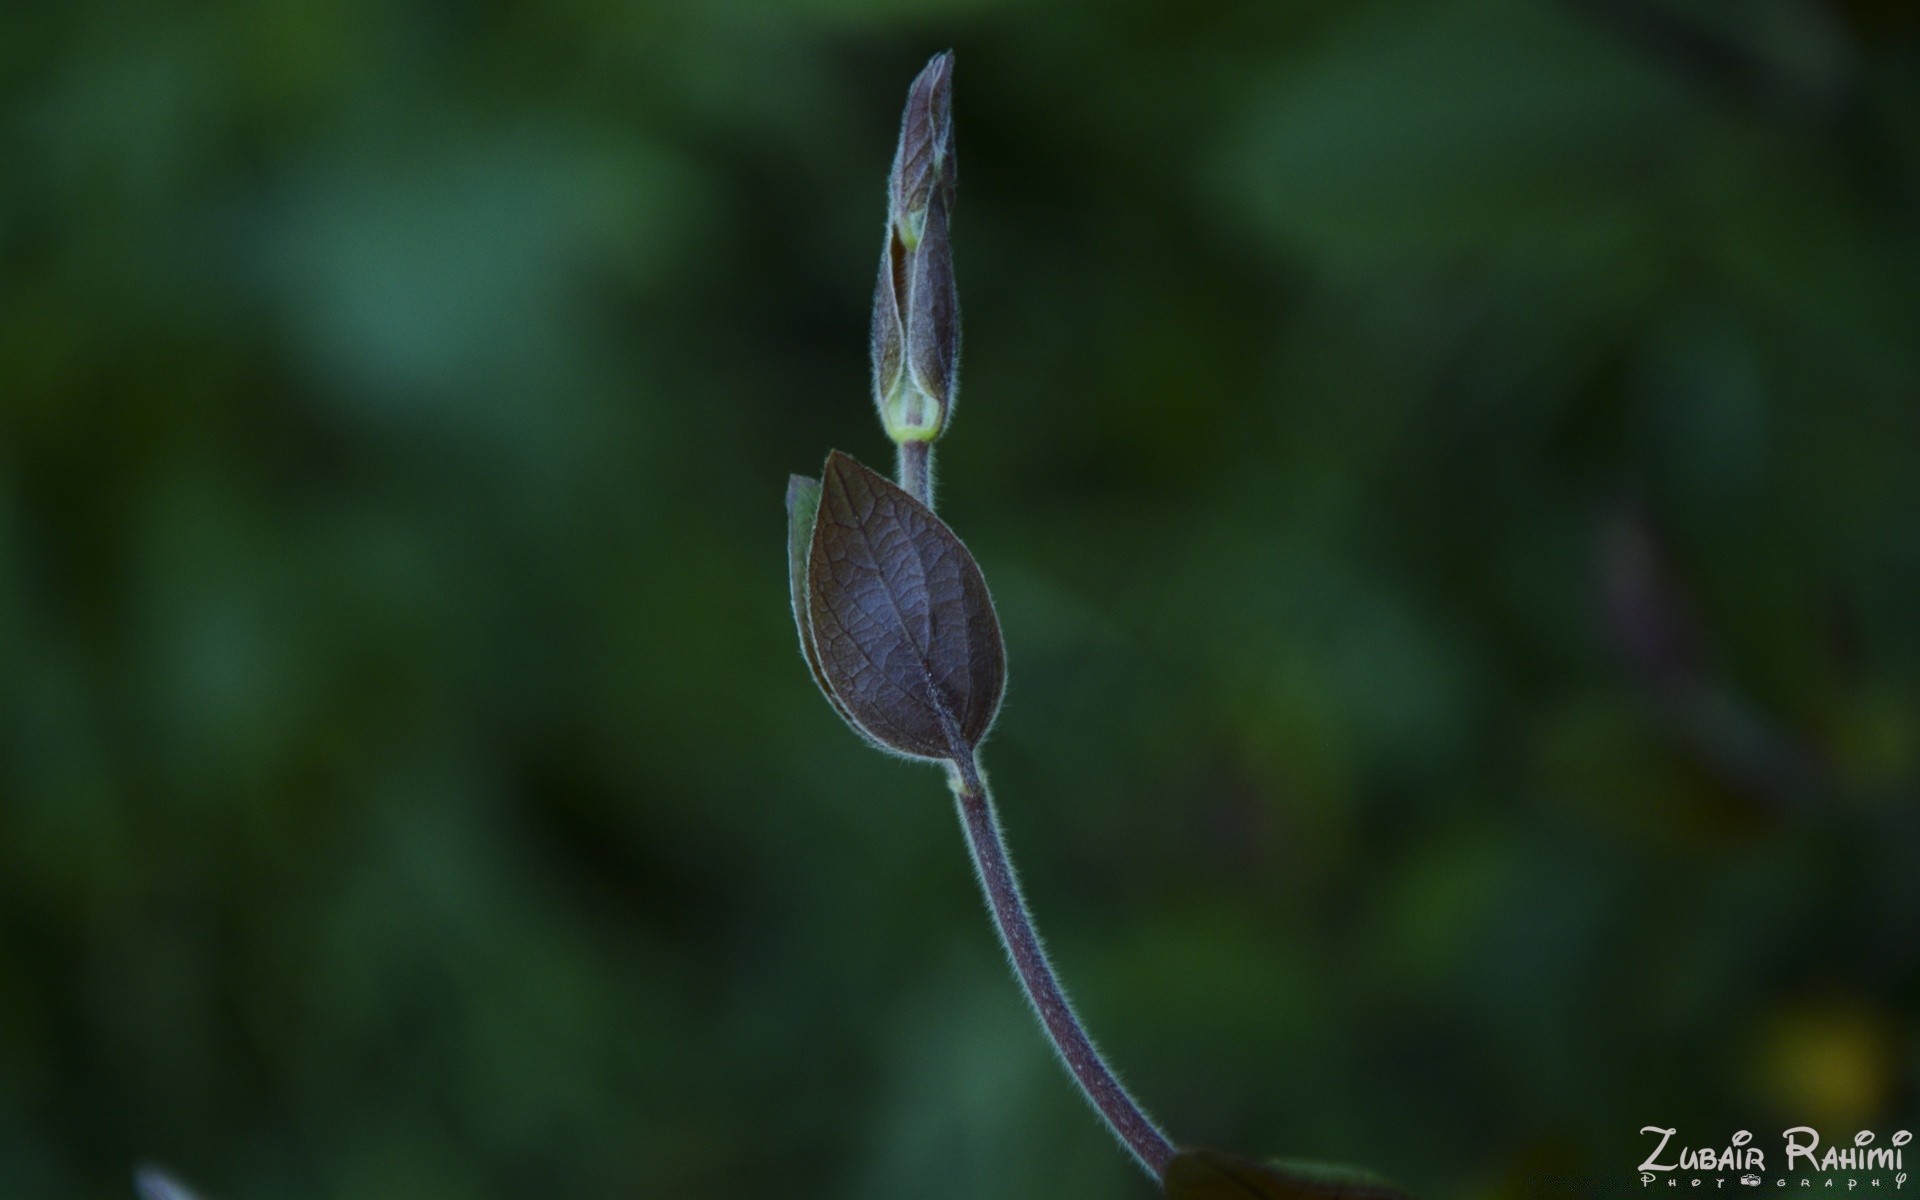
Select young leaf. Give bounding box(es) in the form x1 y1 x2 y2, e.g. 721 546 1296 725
870 239 907 415
805 450 1004 760
904 181 959 416
1163 1149 1412 1200
787 474 856 725
889 50 954 234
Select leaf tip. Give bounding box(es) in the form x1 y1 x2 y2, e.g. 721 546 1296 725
786 473 821 514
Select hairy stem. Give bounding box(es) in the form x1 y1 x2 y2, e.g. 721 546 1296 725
897 438 933 508
948 751 1176 1178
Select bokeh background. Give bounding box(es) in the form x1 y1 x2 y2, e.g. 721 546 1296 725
4 0 1918 1196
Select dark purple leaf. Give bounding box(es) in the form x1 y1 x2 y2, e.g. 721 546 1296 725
1163 1149 1411 1200
805 451 1003 761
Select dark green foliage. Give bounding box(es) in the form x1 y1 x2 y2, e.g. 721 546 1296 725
3 1 1917 1198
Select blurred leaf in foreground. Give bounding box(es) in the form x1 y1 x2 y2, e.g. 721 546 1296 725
1164 1148 1411 1199
134 1165 204 1200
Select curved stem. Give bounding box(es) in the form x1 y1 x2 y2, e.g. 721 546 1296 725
948 751 1176 1178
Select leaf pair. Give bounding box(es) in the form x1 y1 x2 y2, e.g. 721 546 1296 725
1163 1149 1412 1199
787 451 1004 763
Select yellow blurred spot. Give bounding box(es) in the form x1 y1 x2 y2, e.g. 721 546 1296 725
1758 1006 1896 1129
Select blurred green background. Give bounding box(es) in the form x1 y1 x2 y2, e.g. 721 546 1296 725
3 0 1918 1196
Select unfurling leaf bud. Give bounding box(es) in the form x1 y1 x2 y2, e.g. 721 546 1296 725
873 51 960 445
787 451 1005 760
889 51 955 246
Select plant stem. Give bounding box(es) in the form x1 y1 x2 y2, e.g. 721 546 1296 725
948 751 1176 1179
897 438 933 507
